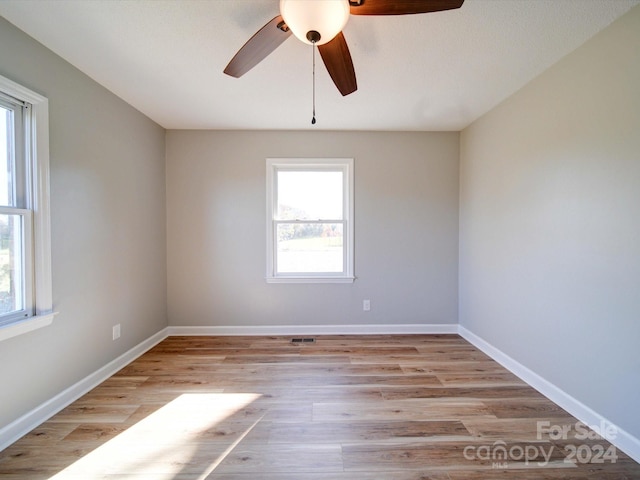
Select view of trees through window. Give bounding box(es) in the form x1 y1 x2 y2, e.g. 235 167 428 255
275 170 344 273
0 105 23 315
0 214 22 314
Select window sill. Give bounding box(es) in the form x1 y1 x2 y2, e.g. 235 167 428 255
266 276 355 284
0 311 58 342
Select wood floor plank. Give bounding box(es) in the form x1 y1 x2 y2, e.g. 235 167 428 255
462 416 579 441
342 440 566 471
207 474 451 480
97 376 150 388
61 424 131 443
179 362 407 378
222 354 352 364
267 420 472 443
16 423 78 444
447 466 635 479
0 444 97 473
46 405 139 424
312 399 496 422
56 441 231 476
236 386 385 403
213 444 344 474
73 389 178 406
350 350 493 364
0 334 636 479
223 373 443 388
483 398 572 419
436 371 527 387
380 385 546 401
401 361 511 375
116 358 226 375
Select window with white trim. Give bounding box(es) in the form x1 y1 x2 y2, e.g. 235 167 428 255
266 158 354 283
0 74 54 342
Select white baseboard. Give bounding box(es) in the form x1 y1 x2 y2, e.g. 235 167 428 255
167 323 459 336
458 325 640 464
0 328 169 452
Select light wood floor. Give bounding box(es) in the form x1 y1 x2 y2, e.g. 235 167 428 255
1 334 638 479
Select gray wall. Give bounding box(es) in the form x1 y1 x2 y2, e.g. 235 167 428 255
166 130 459 328
0 18 167 428
460 6 640 438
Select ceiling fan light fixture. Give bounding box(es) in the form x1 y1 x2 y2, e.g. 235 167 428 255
279 0 350 46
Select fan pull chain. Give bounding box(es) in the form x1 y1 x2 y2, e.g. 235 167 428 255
311 41 317 125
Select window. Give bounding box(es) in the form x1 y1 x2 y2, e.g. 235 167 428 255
266 158 354 283
0 74 54 342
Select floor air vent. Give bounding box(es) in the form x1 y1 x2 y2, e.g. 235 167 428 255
291 337 316 344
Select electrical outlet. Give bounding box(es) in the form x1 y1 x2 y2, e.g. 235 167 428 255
112 324 121 340
363 299 371 311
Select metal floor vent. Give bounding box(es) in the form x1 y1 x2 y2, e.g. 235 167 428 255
291 337 316 344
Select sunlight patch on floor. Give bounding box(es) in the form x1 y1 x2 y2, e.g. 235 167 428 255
49 393 262 478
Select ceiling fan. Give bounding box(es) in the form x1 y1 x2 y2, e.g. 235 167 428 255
224 0 465 97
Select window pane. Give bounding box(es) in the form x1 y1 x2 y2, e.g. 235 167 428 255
0 213 24 315
277 170 343 220
0 105 15 207
276 223 343 273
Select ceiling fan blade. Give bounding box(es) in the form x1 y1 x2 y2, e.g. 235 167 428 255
318 32 357 97
349 0 464 15
224 15 292 78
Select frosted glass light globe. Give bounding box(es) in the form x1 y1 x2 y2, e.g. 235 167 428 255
279 0 350 46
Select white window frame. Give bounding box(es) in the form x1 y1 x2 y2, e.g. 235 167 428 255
0 74 55 342
266 158 354 284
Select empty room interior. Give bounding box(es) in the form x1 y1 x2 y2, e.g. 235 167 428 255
0 0 639 478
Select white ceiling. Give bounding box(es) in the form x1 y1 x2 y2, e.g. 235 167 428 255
0 0 637 131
